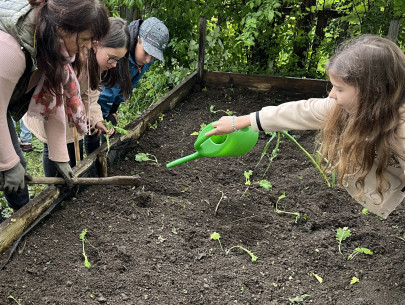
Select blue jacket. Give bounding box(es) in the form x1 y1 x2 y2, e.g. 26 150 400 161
98 55 154 117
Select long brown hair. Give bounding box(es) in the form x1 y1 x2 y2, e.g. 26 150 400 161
30 0 109 96
320 34 405 200
87 17 132 97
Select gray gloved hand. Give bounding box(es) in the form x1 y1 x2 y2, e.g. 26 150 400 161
54 162 74 188
0 162 26 193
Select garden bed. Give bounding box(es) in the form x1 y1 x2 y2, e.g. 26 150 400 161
1 85 405 305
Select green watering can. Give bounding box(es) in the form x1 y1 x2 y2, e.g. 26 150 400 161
166 121 259 168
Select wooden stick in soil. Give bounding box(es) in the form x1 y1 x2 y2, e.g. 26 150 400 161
0 176 141 186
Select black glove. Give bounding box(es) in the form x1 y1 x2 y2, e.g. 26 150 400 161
54 162 74 188
1 162 26 193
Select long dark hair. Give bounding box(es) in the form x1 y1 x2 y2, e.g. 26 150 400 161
87 17 132 98
30 0 109 96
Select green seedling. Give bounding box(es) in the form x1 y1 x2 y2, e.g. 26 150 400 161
347 247 373 260
336 227 351 254
275 190 301 223
8 295 22 305
135 153 158 163
256 131 333 187
79 229 92 269
310 272 323 283
244 170 253 185
210 232 224 252
350 277 360 285
209 105 233 116
361 208 369 215
226 245 258 262
289 294 310 304
254 179 272 190
210 232 258 262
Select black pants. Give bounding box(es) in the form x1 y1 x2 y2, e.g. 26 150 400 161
84 113 117 155
43 141 83 177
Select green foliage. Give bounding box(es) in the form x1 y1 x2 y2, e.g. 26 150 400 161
226 245 258 262
79 229 92 269
101 0 405 78
336 227 351 254
347 247 373 260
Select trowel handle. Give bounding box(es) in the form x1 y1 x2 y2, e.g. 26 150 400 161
166 152 201 168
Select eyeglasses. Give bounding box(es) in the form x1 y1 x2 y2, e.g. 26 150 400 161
100 46 121 64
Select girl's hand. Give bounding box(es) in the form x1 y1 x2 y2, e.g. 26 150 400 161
205 115 251 137
92 121 109 137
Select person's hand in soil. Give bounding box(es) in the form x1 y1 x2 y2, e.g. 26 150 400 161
205 114 251 137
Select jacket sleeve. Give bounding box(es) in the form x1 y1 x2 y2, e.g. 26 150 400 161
98 85 122 118
0 32 27 171
249 98 335 132
84 87 103 128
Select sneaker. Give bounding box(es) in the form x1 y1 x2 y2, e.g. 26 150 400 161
20 142 33 153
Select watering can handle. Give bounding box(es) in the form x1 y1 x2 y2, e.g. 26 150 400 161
194 123 217 148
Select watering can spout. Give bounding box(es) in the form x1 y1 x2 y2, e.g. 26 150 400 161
166 121 259 168
166 152 201 168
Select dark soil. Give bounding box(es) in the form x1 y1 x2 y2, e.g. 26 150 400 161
1 87 405 305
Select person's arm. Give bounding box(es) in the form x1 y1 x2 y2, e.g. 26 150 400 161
0 33 26 171
206 98 334 137
98 85 122 118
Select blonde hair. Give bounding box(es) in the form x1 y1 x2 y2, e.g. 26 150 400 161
319 34 405 200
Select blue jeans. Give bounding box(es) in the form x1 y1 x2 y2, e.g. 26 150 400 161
19 119 32 143
42 141 84 177
1 114 30 210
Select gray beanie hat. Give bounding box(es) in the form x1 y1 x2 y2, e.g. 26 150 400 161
139 17 169 62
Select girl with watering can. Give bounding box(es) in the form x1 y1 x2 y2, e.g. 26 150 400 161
206 35 405 219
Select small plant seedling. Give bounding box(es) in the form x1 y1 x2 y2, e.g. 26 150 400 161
289 294 310 304
336 227 351 254
135 152 158 163
79 229 92 269
347 247 373 260
8 295 22 305
209 105 233 116
310 272 323 283
275 190 301 223
210 232 224 252
226 245 258 262
210 232 258 262
361 208 369 215
350 277 360 285
254 179 272 190
244 170 253 185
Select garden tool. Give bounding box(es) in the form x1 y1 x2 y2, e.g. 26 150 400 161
166 121 259 168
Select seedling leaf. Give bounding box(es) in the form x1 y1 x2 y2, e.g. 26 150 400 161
210 232 221 240
210 232 224 252
135 153 158 163
336 227 351 254
255 179 272 190
310 272 323 283
350 277 360 285
289 294 310 303
347 247 373 260
244 170 253 185
79 229 92 269
226 245 258 262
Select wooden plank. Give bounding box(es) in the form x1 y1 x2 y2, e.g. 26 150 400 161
203 70 330 96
